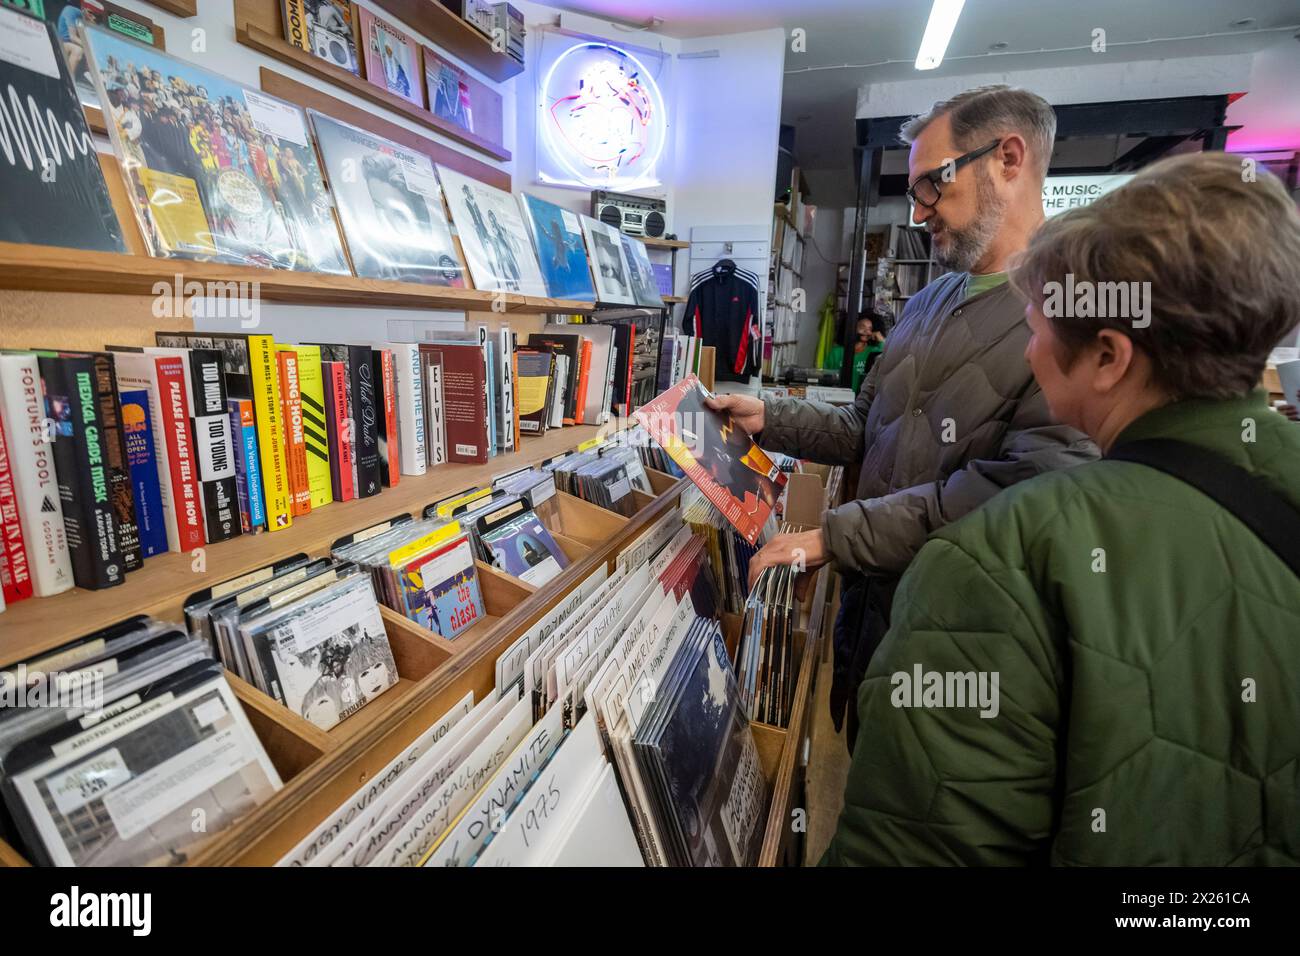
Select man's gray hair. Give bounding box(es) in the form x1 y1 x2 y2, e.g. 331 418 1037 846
900 85 1057 179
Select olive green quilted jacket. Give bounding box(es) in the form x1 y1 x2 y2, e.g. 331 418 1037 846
822 392 1300 866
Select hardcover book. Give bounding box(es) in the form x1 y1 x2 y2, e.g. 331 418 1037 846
88 353 141 571
248 336 293 531
119 389 168 556
291 345 333 508
0 405 32 603
0 9 125 252
37 354 125 589
111 352 181 554
227 398 266 535
389 343 426 476
373 348 400 487
420 344 487 464
634 376 786 546
527 332 582 422
515 348 554 435
278 349 312 517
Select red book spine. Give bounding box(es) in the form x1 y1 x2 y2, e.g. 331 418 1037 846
156 356 205 551
381 349 399 488
573 340 592 425
278 350 312 516
0 406 33 603
331 362 354 501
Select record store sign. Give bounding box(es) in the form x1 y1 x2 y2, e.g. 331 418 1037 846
1042 174 1133 217
538 40 668 190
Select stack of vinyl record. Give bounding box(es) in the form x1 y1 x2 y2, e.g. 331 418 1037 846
737 559 798 728
332 517 486 641
544 441 653 518
627 424 685 477
631 617 770 866
0 617 281 866
681 488 764 615
186 559 400 731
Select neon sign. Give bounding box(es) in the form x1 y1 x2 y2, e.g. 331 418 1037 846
539 41 666 190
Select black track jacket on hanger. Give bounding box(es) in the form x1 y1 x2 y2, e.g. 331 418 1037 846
682 259 761 383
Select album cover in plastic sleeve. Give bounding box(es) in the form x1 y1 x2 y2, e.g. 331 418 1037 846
481 510 569 587
580 214 637 305
357 6 423 109
636 623 768 866
84 25 352 271
634 375 786 545
438 165 547 296
0 9 125 251
309 110 465 285
620 233 665 308
519 194 598 302
1 660 282 867
281 0 360 76
397 534 485 638
247 575 398 730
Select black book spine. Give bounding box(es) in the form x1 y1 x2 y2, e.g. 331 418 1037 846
38 355 124 589
372 350 391 486
92 353 141 572
350 345 380 498
187 349 240 543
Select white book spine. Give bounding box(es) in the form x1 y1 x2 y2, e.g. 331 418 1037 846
0 354 74 597
498 326 514 452
429 362 446 467
391 345 426 476
113 354 181 553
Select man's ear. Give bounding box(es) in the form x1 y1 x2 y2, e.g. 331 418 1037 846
998 133 1029 182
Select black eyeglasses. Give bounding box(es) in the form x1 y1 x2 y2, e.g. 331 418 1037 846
906 139 1002 208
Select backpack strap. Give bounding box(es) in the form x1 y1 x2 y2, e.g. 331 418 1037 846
1107 438 1300 579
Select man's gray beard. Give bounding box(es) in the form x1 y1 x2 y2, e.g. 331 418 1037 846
933 168 1007 273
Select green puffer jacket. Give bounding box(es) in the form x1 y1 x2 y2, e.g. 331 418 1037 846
822 391 1300 866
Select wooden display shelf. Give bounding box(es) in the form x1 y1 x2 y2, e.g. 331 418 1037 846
369 0 524 83
662 295 685 304
143 0 196 16
233 0 513 160
0 241 600 316
0 424 616 667
641 237 689 250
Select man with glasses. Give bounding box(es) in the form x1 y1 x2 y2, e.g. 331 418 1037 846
708 85 1098 748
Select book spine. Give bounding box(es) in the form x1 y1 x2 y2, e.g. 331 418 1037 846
0 405 32 603
114 358 180 553
231 399 266 532
350 346 380 498
511 338 521 449
38 355 124 589
187 349 240 543
120 390 168 559
227 400 251 534
427 360 446 467
574 340 592 425
277 350 312 517
376 348 399 487
0 354 74 596
292 345 332 509
479 329 497 456
328 362 354 501
155 356 205 553
392 344 426 476
498 327 515 453
247 335 292 531
91 355 141 572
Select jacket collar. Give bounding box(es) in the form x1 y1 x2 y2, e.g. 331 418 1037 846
1112 390 1272 454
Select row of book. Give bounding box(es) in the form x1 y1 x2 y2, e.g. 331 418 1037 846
0 317 655 606
3 10 666 308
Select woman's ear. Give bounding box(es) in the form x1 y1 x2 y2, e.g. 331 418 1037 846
1091 328 1137 393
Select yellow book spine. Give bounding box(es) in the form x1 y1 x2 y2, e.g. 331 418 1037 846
292 345 333 508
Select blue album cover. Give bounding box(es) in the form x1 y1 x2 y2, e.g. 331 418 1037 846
398 535 485 638
520 194 598 302
481 511 569 587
